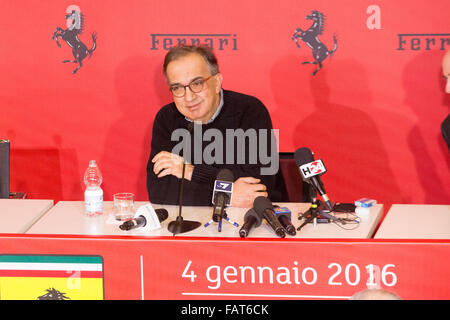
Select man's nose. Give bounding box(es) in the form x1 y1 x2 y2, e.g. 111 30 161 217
184 87 196 101
446 78 450 94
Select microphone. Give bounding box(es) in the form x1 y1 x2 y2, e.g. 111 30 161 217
167 122 201 234
239 208 263 238
294 147 340 222
211 168 234 223
273 206 296 236
253 196 286 238
120 208 168 231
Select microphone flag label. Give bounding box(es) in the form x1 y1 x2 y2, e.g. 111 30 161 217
135 203 161 232
212 180 233 206
299 159 327 179
274 207 292 218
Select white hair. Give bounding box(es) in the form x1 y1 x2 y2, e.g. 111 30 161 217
350 289 401 300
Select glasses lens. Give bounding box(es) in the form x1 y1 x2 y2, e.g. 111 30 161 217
189 79 205 93
170 76 212 97
170 86 184 97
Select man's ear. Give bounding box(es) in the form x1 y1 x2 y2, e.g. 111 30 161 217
215 73 223 93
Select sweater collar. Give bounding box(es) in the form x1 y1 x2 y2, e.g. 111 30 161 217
184 89 224 125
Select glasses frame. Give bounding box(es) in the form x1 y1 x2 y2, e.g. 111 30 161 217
169 75 215 97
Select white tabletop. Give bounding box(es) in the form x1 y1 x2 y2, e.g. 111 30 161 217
0 199 54 233
374 204 450 239
26 201 383 239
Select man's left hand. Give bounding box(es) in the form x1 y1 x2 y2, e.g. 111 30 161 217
152 151 193 180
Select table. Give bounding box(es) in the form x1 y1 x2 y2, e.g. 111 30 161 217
374 204 450 239
0 199 53 233
27 201 383 239
4 202 450 300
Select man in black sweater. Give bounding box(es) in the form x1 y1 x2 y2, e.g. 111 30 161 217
147 45 286 207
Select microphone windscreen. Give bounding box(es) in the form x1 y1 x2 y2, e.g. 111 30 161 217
294 147 314 166
155 208 168 222
253 196 273 215
216 168 234 182
244 208 263 227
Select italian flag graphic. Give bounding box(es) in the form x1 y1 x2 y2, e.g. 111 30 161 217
0 255 104 300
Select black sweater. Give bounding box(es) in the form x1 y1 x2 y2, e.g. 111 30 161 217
146 89 286 206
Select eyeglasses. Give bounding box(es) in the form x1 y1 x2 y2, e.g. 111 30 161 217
169 75 215 97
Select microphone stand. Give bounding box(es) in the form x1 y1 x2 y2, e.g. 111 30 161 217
297 198 323 231
304 181 341 223
297 188 341 231
167 159 201 235
204 210 239 232
204 199 239 232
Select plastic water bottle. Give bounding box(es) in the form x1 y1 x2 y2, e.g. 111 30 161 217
84 160 103 215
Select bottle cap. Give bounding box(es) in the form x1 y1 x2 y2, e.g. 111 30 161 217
89 160 97 167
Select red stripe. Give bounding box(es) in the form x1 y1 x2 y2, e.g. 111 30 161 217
0 270 102 278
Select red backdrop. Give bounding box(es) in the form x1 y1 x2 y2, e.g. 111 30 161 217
0 1 449 209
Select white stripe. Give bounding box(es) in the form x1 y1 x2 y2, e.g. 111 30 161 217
140 255 145 300
182 292 350 299
0 262 102 271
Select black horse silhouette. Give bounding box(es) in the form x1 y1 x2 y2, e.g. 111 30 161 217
37 288 70 300
52 9 97 74
292 11 337 75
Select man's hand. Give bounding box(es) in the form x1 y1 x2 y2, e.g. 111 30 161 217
152 151 193 180
231 177 268 208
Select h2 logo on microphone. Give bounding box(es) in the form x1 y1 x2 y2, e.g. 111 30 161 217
299 160 327 179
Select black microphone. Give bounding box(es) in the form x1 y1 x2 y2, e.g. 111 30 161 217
295 147 333 209
239 208 263 238
167 122 201 234
294 147 340 222
212 169 234 223
275 212 297 236
178 122 195 210
120 208 168 231
253 196 286 238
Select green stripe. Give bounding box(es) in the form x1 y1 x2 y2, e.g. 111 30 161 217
0 255 102 264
